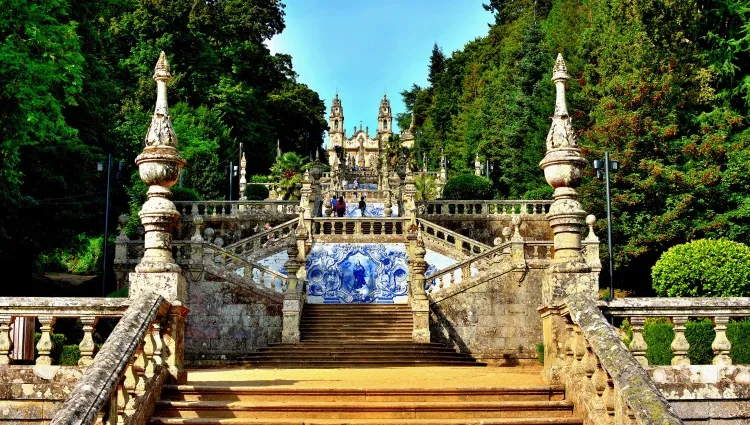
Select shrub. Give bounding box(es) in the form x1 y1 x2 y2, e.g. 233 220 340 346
107 287 129 298
685 318 715 365
171 187 203 202
643 318 674 365
728 318 750 364
245 184 270 200
50 234 105 274
250 174 269 183
34 333 67 364
522 186 554 200
442 174 494 200
536 343 544 365
652 239 750 297
59 345 81 366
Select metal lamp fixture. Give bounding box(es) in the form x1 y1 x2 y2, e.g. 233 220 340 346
592 151 620 301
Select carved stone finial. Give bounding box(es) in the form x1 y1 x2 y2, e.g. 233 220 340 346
511 215 523 242
134 52 186 273
192 216 204 242
585 215 599 242
117 214 129 239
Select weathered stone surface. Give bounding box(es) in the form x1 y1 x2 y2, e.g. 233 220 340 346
49 292 167 425
430 268 545 364
567 293 683 425
185 269 282 363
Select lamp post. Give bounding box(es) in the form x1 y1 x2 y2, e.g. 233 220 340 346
484 160 494 177
228 162 238 200
96 155 123 296
593 152 619 301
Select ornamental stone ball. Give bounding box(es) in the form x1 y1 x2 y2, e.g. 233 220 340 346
586 214 596 226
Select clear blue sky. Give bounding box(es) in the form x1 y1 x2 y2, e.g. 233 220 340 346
267 1 493 146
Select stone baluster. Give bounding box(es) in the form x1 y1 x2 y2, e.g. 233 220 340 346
36 315 56 366
573 324 586 363
78 316 98 366
629 316 648 367
115 374 128 424
115 214 129 263
282 242 303 343
151 321 164 370
564 320 576 365
0 315 11 365
712 316 732 366
123 354 138 415
411 234 430 343
582 341 597 378
134 340 147 397
592 358 608 396
143 322 156 379
461 264 470 282
670 316 690 365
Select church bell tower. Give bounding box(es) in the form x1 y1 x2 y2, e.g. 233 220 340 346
377 94 393 141
329 93 345 148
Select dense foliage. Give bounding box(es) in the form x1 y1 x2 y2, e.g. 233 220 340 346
651 239 750 297
1 0 328 292
442 175 495 200
401 0 750 293
245 184 270 201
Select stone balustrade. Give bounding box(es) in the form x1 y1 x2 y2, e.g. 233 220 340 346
50 292 178 425
524 241 554 266
206 244 290 294
116 240 192 265
223 217 298 256
602 298 750 366
0 298 130 366
336 189 390 202
417 200 552 217
174 200 299 220
542 294 684 425
426 243 509 296
310 217 407 242
418 219 490 256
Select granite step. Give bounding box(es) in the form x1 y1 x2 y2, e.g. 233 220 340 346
150 419 583 425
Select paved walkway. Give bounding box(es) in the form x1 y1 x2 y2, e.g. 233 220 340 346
185 366 545 389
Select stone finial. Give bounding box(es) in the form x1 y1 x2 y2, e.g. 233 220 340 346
585 215 599 242
191 216 204 242
475 153 481 176
276 139 281 158
546 54 576 151
511 215 523 242
134 52 186 273
117 214 129 239
502 226 512 242
203 227 215 242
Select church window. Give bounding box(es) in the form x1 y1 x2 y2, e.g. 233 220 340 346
383 120 388 129
334 120 338 130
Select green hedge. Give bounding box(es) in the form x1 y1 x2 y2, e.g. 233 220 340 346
171 186 203 202
728 318 750 364
536 343 545 365
250 174 269 183
442 174 494 200
686 318 715 365
642 318 674 365
34 333 81 365
245 183 270 200
522 186 554 200
652 239 750 297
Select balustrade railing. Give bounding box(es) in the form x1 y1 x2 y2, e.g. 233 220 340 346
524 241 554 266
223 218 298 255
336 189 389 201
417 200 552 217
311 217 407 240
548 294 684 425
207 244 289 294
50 292 176 425
602 298 750 366
418 219 490 256
116 240 191 265
0 298 130 366
174 200 299 219
426 243 510 296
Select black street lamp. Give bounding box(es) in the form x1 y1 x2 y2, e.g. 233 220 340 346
228 162 238 200
96 155 123 296
484 160 494 177
593 152 620 301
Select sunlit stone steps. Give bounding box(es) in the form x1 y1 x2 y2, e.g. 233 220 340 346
150 385 580 425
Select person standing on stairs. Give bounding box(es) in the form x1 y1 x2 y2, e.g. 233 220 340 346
359 196 367 217
336 196 346 217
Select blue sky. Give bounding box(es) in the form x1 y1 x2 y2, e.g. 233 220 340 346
267 1 493 145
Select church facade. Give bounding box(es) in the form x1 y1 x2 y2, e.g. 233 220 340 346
326 93 414 168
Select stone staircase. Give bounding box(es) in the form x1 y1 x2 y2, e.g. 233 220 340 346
243 304 482 367
149 383 581 425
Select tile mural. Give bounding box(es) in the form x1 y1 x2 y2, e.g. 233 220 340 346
240 244 458 304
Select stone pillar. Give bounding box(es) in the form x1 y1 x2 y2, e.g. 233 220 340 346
127 52 188 383
583 214 602 284
282 243 304 344
403 167 416 218
538 54 593 384
411 234 430 343
474 153 481 176
189 216 204 283
296 208 309 261
384 190 393 217
114 214 130 291
238 152 247 201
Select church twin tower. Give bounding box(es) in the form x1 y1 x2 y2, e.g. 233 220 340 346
327 94 413 169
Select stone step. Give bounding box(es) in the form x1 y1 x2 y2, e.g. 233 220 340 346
237 360 485 368
160 386 566 403
153 400 575 419
266 342 450 348
256 347 460 354
150 419 583 425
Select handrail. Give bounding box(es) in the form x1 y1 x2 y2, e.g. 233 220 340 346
223 217 298 252
417 200 552 216
50 291 171 425
418 218 491 256
565 293 684 425
311 217 407 238
173 200 299 219
426 242 510 296
206 243 289 294
208 244 287 280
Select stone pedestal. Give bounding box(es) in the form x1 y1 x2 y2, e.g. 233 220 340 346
129 272 186 306
411 234 431 343
281 294 304 344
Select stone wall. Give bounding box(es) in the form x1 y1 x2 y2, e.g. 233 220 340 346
427 217 552 246
184 271 282 365
429 267 544 365
0 366 82 425
650 366 750 424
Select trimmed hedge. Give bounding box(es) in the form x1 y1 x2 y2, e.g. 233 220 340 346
728 318 750 364
642 318 674 365
245 183 270 200
536 343 545 365
652 239 750 297
442 174 494 200
171 186 203 202
34 333 80 365
685 318 715 365
522 186 554 200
